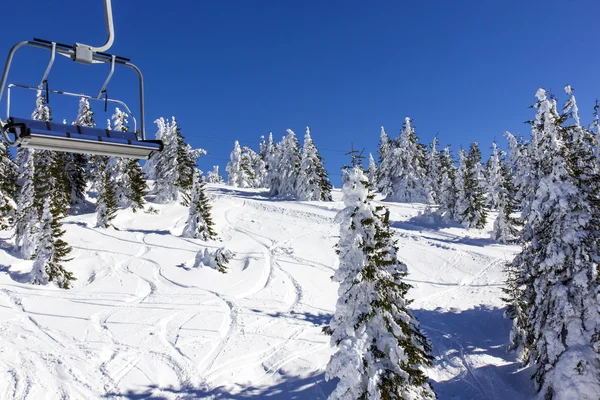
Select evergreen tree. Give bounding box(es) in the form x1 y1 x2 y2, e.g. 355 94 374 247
506 88 600 398
152 118 180 203
96 157 118 228
455 143 487 228
325 167 436 400
226 141 251 188
388 117 427 202
206 165 223 184
366 153 377 185
376 126 395 196
30 197 74 289
491 161 520 243
182 171 217 241
485 142 504 210
31 91 58 217
424 137 441 205
436 146 457 220
67 97 92 206
13 148 38 258
269 129 301 197
241 146 265 188
0 140 16 230
110 108 146 211
173 119 196 194
258 134 274 187
297 127 332 201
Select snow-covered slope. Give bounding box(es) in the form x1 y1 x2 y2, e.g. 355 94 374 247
0 184 535 399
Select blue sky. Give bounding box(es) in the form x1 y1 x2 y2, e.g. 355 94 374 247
2 0 600 186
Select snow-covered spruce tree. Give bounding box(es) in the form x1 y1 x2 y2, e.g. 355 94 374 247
297 127 332 201
110 107 147 211
366 153 377 185
376 126 395 196
424 137 441 205
259 133 275 187
172 119 196 194
491 160 520 243
142 118 164 181
13 147 38 258
226 141 251 188
182 171 217 240
436 146 457 220
269 129 301 197
0 140 16 230
95 157 118 229
241 146 265 188
590 99 600 164
30 197 74 289
31 90 57 216
507 88 600 399
65 97 94 209
206 165 223 184
485 142 503 210
151 118 180 203
325 167 435 400
455 143 487 229
388 117 427 203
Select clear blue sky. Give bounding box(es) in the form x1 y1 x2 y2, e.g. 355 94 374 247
2 0 599 186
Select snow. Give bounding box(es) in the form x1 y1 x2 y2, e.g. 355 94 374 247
0 184 537 399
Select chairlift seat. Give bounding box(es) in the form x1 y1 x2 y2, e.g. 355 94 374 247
4 116 162 159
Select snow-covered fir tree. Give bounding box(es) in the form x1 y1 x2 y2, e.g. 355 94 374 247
13 148 37 258
376 126 394 196
366 153 377 185
455 143 487 229
151 118 180 203
206 165 223 184
269 129 301 197
485 142 504 210
491 160 519 243
96 157 118 229
241 146 265 188
0 140 16 230
110 107 146 211
226 141 252 188
173 119 196 194
258 133 275 187
182 171 217 241
31 91 59 217
506 88 600 399
424 137 441 205
387 117 427 203
325 166 436 400
30 197 74 289
436 146 457 220
296 127 332 201
65 97 94 209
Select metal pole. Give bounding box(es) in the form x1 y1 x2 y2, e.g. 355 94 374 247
89 0 115 53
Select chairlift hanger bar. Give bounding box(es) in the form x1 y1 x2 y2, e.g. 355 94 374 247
6 83 138 135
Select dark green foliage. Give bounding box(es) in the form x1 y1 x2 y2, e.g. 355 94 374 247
46 199 75 289
174 122 196 194
460 143 487 228
126 158 147 212
0 141 16 229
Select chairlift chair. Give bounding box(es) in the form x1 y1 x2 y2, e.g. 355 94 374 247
0 0 162 159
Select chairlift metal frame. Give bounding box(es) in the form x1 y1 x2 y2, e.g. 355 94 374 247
0 0 162 159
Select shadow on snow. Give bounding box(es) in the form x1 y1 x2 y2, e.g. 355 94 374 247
415 306 535 400
104 370 338 400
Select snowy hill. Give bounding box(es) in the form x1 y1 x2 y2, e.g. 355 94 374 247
0 184 535 399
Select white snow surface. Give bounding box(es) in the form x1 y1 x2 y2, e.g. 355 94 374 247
0 184 536 399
